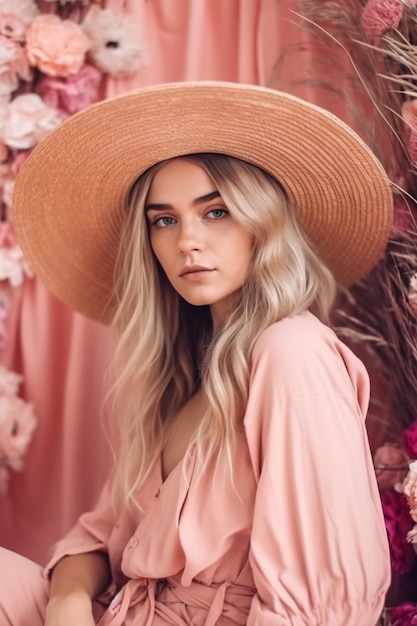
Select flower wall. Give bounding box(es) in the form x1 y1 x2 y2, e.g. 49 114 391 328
0 0 148 493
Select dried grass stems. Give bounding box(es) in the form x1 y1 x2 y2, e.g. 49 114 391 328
283 1 417 438
334 230 417 437
289 1 417 189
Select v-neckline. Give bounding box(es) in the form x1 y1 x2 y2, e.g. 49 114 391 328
159 444 196 485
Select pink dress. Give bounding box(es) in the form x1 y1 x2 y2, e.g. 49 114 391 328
20 313 389 626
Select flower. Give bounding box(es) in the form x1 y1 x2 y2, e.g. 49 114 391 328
0 365 37 495
0 366 22 397
403 421 417 458
82 6 149 77
408 273 417 317
0 13 27 43
361 0 403 44
0 232 33 287
0 36 31 96
26 14 91 77
37 63 102 116
1 93 62 150
381 489 415 574
42 0 91 3
0 0 39 26
388 602 417 625
374 443 410 491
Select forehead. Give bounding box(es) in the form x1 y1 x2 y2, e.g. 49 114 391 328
146 158 217 204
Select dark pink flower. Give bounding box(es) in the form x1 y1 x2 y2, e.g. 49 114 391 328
403 422 417 458
37 63 102 116
381 489 415 574
388 602 417 625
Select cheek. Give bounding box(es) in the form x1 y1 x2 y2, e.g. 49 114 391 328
149 233 164 265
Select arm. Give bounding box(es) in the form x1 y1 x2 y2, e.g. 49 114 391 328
244 317 391 625
43 474 118 625
45 552 111 625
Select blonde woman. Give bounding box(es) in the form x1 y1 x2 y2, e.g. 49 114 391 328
0 83 391 625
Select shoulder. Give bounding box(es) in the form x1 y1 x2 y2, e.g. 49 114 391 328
251 312 368 396
252 312 338 363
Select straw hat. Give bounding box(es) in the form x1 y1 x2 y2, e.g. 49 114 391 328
12 81 393 324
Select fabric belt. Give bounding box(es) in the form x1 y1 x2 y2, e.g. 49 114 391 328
97 575 254 625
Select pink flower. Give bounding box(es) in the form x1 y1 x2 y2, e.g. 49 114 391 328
0 13 27 43
2 93 62 150
82 6 149 77
26 14 91 77
374 443 410 490
362 0 403 43
403 421 417 458
37 63 102 116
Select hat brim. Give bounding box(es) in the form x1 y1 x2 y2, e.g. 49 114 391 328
12 81 393 323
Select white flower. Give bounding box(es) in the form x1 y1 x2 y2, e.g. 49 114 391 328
0 366 22 397
82 6 149 76
2 93 62 149
0 245 33 286
0 0 39 25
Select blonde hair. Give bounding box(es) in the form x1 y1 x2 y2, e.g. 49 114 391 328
110 153 336 503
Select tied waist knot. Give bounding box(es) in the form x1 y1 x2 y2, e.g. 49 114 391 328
97 575 254 626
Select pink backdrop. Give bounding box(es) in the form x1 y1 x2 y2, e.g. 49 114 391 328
0 0 359 564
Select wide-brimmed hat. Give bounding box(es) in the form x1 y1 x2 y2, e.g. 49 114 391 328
12 81 393 324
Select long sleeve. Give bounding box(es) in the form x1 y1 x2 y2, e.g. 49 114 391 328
244 314 390 625
43 473 118 579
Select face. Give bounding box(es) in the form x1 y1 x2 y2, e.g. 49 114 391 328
145 158 253 323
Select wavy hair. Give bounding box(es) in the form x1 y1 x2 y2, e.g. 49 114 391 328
110 153 336 503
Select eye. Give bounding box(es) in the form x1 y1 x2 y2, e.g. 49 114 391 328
206 208 229 219
152 216 176 228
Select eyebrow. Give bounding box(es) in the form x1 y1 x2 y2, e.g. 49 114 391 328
145 190 221 212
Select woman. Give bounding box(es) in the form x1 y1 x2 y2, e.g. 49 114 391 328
1 82 392 625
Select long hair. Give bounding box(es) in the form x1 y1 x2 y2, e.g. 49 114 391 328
110 153 336 503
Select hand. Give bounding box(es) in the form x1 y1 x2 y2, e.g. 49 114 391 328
44 593 96 626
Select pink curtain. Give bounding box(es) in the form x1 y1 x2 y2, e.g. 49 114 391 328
0 0 356 563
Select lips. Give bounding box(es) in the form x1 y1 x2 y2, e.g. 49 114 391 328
179 265 213 277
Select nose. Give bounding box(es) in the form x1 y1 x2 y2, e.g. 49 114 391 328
177 217 203 254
